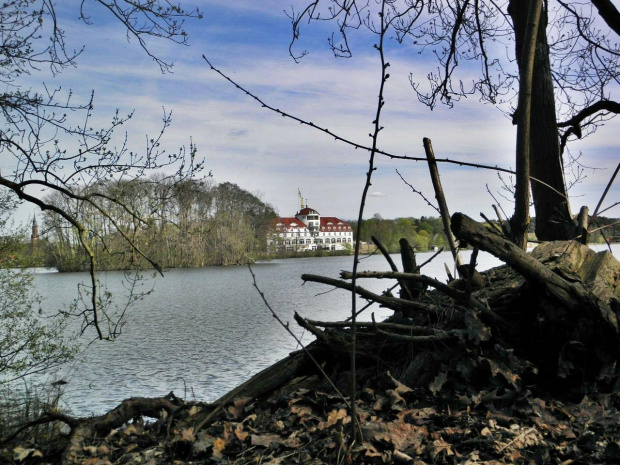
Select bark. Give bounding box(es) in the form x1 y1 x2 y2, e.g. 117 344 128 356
510 0 542 248
509 0 574 241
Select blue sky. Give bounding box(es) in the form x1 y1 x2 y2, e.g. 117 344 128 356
11 0 620 223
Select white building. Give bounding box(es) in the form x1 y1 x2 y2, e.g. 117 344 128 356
269 207 354 252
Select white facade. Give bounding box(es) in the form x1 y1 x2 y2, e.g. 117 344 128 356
269 207 354 252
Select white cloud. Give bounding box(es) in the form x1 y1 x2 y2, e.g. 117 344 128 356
10 1 616 224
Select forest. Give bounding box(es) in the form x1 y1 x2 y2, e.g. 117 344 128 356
38 179 277 270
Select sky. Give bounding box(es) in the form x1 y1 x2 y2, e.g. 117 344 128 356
8 0 620 224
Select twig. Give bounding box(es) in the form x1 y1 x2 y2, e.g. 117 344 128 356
201 55 522 176
588 220 620 234
345 282 399 322
305 318 465 337
340 270 466 300
466 248 479 294
486 183 509 222
592 162 620 218
395 169 440 214
480 212 503 234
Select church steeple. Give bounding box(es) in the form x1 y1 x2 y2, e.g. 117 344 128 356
31 215 39 245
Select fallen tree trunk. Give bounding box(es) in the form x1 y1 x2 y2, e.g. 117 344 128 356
451 212 620 391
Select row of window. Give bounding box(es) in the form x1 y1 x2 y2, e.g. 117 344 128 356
280 231 352 237
283 238 352 245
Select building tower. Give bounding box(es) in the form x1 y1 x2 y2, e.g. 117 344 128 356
31 215 39 245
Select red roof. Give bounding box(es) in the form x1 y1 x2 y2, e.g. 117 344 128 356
270 214 352 232
320 217 351 229
270 217 308 231
297 207 319 215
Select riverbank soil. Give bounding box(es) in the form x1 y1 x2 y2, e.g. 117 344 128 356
2 215 620 464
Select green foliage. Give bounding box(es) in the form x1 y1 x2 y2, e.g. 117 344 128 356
0 190 76 380
350 216 448 252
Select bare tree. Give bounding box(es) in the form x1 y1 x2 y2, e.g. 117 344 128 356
0 1 204 339
288 0 620 242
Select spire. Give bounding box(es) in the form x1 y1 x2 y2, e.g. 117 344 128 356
298 188 305 209
31 214 39 245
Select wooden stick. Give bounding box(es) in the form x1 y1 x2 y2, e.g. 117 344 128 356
340 270 467 300
576 205 589 245
371 313 461 343
592 162 620 218
372 235 413 300
423 138 463 268
302 273 439 314
305 318 464 337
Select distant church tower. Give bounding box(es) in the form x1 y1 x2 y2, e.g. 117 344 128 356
31 215 39 245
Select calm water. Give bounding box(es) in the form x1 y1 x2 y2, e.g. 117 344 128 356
32 245 617 415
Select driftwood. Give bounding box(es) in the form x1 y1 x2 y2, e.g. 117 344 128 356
338 269 510 331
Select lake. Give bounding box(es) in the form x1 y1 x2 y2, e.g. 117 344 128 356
33 244 618 416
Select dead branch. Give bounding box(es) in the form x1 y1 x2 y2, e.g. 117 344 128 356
423 138 463 268
301 273 440 315
340 270 465 299
62 396 181 464
371 235 413 300
305 318 466 338
592 162 620 218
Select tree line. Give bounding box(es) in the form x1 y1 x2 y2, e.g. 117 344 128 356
350 215 450 253
38 179 277 270
350 215 620 254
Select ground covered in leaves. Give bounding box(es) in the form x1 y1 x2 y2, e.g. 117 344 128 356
3 368 620 465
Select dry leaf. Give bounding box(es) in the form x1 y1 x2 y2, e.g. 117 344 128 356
82 445 99 456
386 389 406 411
387 371 413 395
373 394 388 411
318 408 349 430
175 427 195 442
234 422 249 441
212 437 227 459
290 404 313 417
429 371 448 395
188 405 202 417
122 423 139 436
427 438 454 460
251 433 282 448
192 433 215 455
13 447 42 462
228 397 252 419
